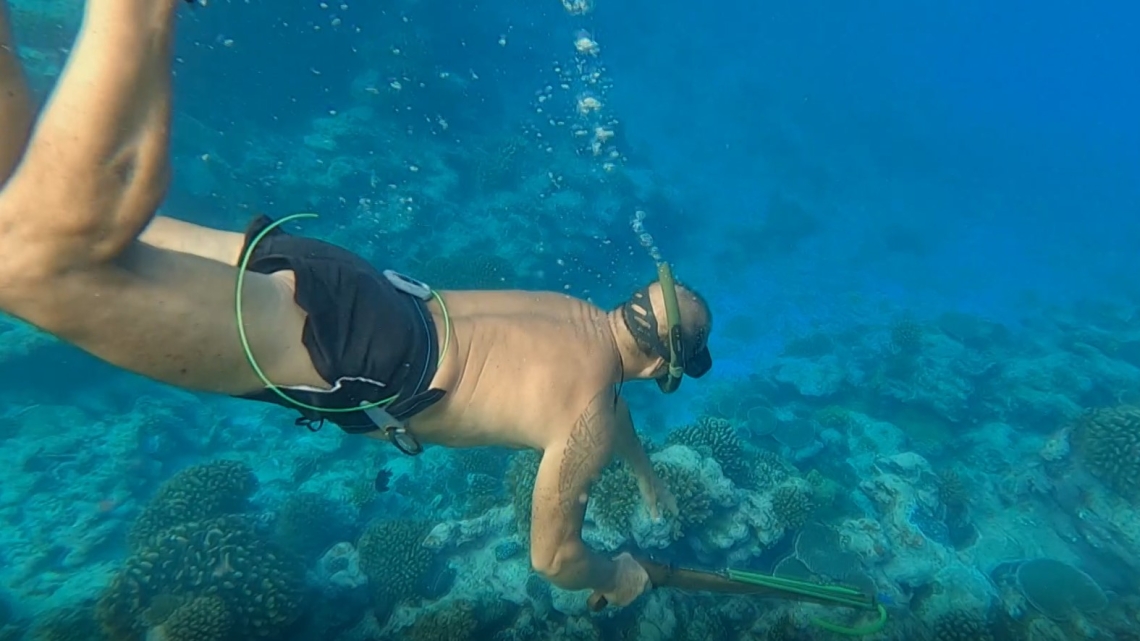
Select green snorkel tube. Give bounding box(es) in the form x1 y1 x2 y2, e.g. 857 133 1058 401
655 262 686 393
589 558 888 637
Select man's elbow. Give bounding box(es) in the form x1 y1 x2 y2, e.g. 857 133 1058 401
530 544 585 590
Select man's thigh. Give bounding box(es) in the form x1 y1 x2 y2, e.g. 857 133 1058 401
140 216 247 266
0 239 327 395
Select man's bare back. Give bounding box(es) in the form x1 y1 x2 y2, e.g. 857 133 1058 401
0 0 714 609
406 290 623 450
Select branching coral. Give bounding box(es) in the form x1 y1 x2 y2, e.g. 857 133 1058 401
814 405 852 429
464 472 507 517
274 491 352 561
455 448 511 479
770 484 816 531
590 462 640 533
127 460 257 552
453 447 512 517
804 470 840 512
356 519 436 607
754 450 792 489
505 451 541 537
890 318 924 355
1074 405 1140 497
145 596 231 641
97 514 306 641
932 609 993 641
937 468 969 520
665 417 755 488
341 477 377 511
653 461 712 535
406 601 478 641
291 451 330 484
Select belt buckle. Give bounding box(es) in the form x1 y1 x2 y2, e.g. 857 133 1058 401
383 269 432 300
360 403 423 455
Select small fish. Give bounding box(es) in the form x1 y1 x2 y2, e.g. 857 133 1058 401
374 467 393 493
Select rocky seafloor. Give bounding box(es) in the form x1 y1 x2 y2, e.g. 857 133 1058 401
3 303 1140 640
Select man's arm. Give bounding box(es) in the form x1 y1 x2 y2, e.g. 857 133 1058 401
613 395 676 519
613 396 654 482
529 388 619 592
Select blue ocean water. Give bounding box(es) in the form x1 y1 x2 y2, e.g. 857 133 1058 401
0 0 1138 639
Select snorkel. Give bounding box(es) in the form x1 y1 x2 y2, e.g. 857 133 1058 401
656 262 686 394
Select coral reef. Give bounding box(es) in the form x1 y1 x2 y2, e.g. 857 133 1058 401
404 600 478 641
96 514 306 640
356 519 438 612
589 461 641 533
3 10 1140 636
1015 558 1107 621
931 609 993 641
769 482 816 531
505 450 541 538
1074 405 1140 497
653 460 713 533
274 491 353 561
127 460 258 552
145 596 231 641
665 416 756 488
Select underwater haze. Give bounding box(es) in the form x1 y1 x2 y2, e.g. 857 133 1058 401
1 0 1139 639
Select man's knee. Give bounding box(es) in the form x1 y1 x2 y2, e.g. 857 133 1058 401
0 157 161 271
0 191 84 284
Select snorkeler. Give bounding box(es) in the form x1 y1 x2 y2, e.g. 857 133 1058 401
0 0 714 608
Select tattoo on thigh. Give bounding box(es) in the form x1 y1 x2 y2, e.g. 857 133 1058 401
557 388 615 516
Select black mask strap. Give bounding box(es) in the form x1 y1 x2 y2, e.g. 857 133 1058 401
620 263 688 393
620 287 671 361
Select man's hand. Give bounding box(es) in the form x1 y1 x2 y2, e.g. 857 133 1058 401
636 469 678 521
599 552 651 607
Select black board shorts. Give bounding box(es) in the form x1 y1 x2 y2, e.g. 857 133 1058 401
233 215 442 434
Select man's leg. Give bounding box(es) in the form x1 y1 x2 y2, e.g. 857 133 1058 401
4 0 178 267
140 215 248 266
4 1 247 269
1 1 242 266
0 0 33 184
0 0 327 395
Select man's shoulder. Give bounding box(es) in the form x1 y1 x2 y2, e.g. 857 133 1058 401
437 289 604 321
502 289 603 315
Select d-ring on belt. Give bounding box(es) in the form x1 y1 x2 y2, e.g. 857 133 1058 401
356 270 451 456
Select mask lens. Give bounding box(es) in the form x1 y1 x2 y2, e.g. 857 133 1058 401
685 346 712 378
